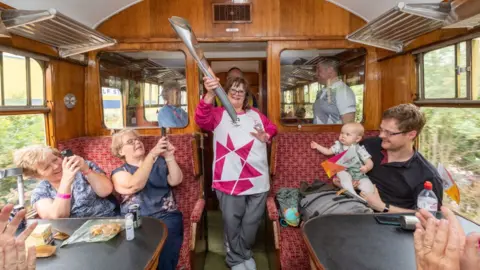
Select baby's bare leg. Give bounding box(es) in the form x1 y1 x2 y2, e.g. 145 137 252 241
358 178 374 194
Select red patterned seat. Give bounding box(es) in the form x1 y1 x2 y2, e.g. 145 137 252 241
268 131 379 270
58 134 205 270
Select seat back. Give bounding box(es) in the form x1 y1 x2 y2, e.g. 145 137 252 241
270 131 379 194
58 134 201 219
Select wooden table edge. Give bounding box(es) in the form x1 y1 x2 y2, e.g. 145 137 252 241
29 216 169 270
301 230 325 270
144 220 168 270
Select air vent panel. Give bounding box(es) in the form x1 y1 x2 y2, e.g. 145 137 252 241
213 3 252 24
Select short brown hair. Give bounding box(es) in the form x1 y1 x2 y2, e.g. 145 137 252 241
382 104 426 136
14 145 60 178
111 129 140 159
224 77 251 111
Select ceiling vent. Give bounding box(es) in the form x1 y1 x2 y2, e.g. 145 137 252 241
346 2 451 52
212 3 252 24
0 8 116 58
444 0 480 29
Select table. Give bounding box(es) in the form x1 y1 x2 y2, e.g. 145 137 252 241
302 214 480 270
27 217 167 270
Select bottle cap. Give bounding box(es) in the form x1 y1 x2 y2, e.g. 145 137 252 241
424 181 433 190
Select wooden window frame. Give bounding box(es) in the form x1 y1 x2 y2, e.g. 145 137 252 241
0 52 48 112
414 35 480 106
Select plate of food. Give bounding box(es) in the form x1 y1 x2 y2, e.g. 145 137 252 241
61 219 124 247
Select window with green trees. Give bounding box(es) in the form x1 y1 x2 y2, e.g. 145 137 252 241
0 51 47 212
417 38 480 223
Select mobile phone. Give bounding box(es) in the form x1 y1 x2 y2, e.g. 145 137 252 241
374 215 402 226
61 149 74 157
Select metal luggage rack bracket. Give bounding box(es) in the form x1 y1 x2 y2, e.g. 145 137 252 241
346 2 451 52
0 8 116 58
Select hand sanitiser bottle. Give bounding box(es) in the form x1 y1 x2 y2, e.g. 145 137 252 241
125 213 135 241
417 181 438 212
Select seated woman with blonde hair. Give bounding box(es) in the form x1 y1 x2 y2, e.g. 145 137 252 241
110 129 183 270
14 145 116 219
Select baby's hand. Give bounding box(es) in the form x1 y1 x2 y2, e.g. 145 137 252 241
310 141 319 150
360 165 370 174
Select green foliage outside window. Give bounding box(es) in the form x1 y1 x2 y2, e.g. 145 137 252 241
0 114 46 210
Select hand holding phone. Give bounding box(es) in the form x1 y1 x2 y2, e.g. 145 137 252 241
61 149 74 158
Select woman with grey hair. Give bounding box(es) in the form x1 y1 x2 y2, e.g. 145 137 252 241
157 80 188 128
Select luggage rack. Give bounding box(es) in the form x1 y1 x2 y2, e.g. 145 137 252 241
347 2 451 52
0 8 116 58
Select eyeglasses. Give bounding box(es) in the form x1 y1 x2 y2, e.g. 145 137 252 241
122 137 141 146
229 89 246 96
378 128 407 137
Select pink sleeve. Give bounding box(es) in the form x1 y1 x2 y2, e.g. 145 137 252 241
194 99 223 131
253 108 277 138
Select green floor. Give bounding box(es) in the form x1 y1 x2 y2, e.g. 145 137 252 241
205 211 269 270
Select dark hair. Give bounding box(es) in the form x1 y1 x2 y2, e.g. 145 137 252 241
224 77 251 111
382 104 426 137
227 67 243 77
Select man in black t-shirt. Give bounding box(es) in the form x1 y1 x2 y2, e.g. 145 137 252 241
355 104 443 213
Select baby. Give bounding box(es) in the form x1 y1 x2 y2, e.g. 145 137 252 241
311 122 374 195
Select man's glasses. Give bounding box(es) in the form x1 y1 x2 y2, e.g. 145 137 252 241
378 128 407 137
123 137 141 146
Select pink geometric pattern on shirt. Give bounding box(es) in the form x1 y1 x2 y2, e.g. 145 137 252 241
214 156 226 180
216 141 230 161
226 135 235 151
239 162 262 179
213 133 263 194
234 140 254 160
212 180 254 195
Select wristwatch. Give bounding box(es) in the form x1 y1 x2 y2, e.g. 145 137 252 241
383 203 390 213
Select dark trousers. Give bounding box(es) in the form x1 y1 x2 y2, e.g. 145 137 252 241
154 211 184 270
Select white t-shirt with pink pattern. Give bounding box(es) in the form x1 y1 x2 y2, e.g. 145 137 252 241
195 99 277 196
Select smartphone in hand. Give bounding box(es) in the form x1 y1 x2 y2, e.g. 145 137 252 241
61 149 74 158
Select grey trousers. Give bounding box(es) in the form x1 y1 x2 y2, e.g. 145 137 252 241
215 190 268 268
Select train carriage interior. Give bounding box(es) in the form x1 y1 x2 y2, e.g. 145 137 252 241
0 0 479 269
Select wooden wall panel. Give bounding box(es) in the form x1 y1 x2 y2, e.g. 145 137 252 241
50 61 86 141
380 55 416 113
267 40 382 133
97 0 366 42
97 0 152 40
85 43 200 136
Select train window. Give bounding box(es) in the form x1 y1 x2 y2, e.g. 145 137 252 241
0 114 46 212
279 48 366 125
98 51 188 129
1 52 45 107
419 107 480 223
417 38 480 103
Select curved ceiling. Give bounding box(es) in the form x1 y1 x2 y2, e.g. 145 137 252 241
2 0 443 28
1 0 143 28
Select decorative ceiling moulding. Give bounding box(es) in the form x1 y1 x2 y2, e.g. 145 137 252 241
346 2 451 52
0 8 116 58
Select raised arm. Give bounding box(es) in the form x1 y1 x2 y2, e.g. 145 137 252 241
112 137 168 195
34 158 80 219
195 77 223 131
163 142 183 187
75 158 113 198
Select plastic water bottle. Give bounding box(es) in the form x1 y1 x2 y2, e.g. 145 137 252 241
125 213 135 241
417 181 438 212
